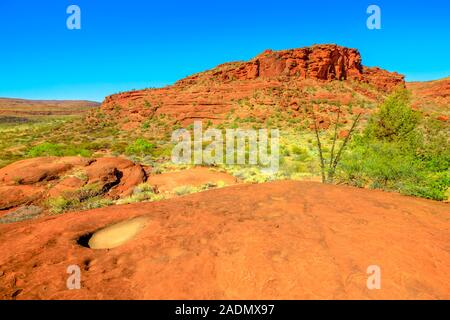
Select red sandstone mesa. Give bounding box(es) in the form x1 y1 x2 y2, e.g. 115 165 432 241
97 44 405 129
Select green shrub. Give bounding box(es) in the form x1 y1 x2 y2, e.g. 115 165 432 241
144 100 152 108
125 139 155 157
339 88 449 201
80 197 113 210
173 185 199 196
47 196 76 214
27 142 92 158
365 88 421 144
116 183 164 205
47 183 108 214
290 146 311 161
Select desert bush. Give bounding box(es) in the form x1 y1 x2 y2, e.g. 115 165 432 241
131 193 165 204
202 180 226 189
27 142 92 158
170 181 226 196
116 183 164 205
47 183 109 214
111 141 128 155
125 138 155 157
228 166 273 183
364 88 421 144
47 196 74 214
79 197 113 211
339 88 449 201
0 206 43 224
173 185 199 196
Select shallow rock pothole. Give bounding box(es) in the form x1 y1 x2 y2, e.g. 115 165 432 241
79 216 149 250
77 232 94 248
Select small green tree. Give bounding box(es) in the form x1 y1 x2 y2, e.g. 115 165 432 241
125 139 155 157
339 88 449 201
365 88 420 143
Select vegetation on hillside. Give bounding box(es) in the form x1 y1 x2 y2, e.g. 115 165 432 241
338 88 449 200
0 86 448 202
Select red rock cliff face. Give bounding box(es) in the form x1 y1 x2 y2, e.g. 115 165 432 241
99 44 405 129
176 44 403 85
178 45 365 84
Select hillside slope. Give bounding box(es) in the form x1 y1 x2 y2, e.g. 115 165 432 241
0 98 100 121
407 77 450 118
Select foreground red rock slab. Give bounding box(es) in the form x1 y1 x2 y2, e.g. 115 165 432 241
0 181 449 300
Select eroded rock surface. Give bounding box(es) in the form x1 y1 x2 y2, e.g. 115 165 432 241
0 157 147 213
0 181 448 300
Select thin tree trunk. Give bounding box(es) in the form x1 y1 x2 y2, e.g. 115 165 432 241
328 105 341 182
329 113 362 181
312 109 326 183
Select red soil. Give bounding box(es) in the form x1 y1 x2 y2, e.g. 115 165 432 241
0 181 448 300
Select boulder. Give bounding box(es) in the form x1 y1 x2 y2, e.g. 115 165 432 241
0 157 91 186
0 186 44 210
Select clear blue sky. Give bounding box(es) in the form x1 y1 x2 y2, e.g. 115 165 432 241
1 0 449 102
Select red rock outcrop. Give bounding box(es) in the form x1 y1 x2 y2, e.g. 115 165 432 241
98 44 405 129
0 158 242 216
0 186 44 210
362 66 406 92
178 45 366 84
0 157 148 213
0 156 90 186
85 157 147 198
